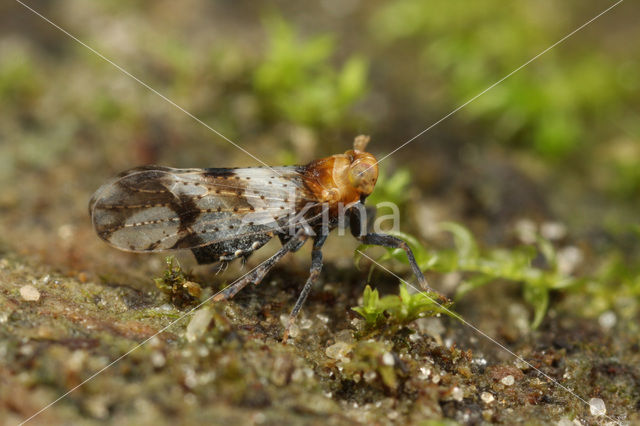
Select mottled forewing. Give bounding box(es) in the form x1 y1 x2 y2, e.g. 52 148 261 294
89 166 314 258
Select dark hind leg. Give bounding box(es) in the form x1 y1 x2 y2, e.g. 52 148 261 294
212 232 309 302
282 234 327 342
349 206 447 301
358 233 431 288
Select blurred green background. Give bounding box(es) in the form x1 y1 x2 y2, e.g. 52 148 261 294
1 1 639 330
2 1 640 423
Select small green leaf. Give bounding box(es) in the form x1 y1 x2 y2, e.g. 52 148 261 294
378 365 398 389
352 285 385 325
364 285 379 308
399 283 410 305
351 283 448 328
536 236 557 269
523 283 549 329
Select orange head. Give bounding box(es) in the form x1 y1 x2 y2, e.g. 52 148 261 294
304 135 379 206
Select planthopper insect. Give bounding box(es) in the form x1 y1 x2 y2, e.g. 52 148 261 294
89 135 445 340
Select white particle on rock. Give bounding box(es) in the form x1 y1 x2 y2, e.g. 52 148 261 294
482 409 494 420
508 304 530 335
85 395 109 419
20 285 40 301
325 341 352 361
287 323 300 338
151 351 166 368
223 305 237 320
363 371 377 383
299 318 313 329
291 368 305 383
19 344 34 356
316 313 329 323
514 358 530 370
598 311 617 330
183 367 198 389
279 314 290 327
382 352 395 366
501 375 515 386
417 317 445 339
57 224 75 240
322 282 336 292
481 391 495 404
185 308 213 342
418 367 431 380
540 222 567 240
350 317 363 327
156 303 174 312
297 367 314 380
334 329 355 344
451 386 463 401
67 350 87 371
197 346 209 357
253 412 266 424
473 357 488 366
557 246 583 275
515 219 537 244
589 398 606 416
432 374 441 384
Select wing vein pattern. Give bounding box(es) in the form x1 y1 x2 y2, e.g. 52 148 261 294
90 166 316 259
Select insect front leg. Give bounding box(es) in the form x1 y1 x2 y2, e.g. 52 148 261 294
282 234 328 342
349 206 447 301
212 231 309 302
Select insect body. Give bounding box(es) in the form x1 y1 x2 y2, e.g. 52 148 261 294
90 136 441 339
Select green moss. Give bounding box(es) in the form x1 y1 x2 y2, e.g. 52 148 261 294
341 340 398 389
153 257 203 307
358 223 582 328
0 45 43 111
371 0 633 162
352 284 451 330
253 14 368 129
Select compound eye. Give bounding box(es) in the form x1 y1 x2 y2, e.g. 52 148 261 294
349 162 377 195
